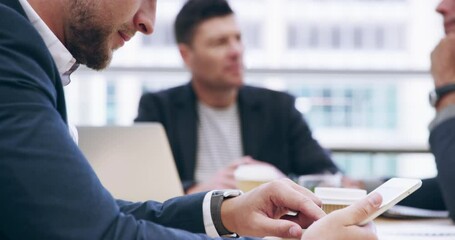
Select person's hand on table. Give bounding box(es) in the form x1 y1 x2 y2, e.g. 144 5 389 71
220 178 326 239
301 192 382 240
242 156 286 178
187 156 285 194
187 158 248 194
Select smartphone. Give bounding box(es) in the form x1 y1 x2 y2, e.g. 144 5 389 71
359 178 422 225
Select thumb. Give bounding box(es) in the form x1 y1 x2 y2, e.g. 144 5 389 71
333 192 382 226
241 156 255 164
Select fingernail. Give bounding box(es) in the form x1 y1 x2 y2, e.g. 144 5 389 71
289 225 301 237
369 192 382 207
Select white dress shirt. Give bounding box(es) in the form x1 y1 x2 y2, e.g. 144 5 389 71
19 0 79 143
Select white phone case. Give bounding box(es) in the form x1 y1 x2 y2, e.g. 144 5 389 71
359 178 422 225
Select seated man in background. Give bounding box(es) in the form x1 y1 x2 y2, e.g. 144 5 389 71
136 0 345 194
396 0 455 220
419 0 455 221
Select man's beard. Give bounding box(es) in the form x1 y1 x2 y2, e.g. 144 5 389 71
66 1 113 70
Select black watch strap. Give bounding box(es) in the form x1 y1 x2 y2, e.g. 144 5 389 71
430 84 455 107
210 190 242 237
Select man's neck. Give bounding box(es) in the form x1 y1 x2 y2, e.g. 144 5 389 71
192 81 238 109
28 0 65 44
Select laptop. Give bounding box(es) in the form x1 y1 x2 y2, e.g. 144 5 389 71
77 123 184 202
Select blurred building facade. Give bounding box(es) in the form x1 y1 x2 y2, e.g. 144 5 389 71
68 0 443 178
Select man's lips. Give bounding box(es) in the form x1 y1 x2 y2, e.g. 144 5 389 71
444 19 455 33
118 31 132 42
225 64 243 74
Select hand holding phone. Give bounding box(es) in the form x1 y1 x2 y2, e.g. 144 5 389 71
359 177 422 225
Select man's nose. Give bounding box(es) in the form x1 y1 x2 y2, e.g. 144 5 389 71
228 40 244 58
134 1 157 35
437 0 452 16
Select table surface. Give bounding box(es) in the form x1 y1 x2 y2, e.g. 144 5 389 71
376 217 455 240
264 217 455 240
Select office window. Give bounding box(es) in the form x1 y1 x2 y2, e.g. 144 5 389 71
288 22 406 51
106 82 116 125
240 21 262 49
353 26 364 49
331 26 341 49
288 83 397 129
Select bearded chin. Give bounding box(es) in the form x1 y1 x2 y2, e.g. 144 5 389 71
66 0 114 71
67 26 113 70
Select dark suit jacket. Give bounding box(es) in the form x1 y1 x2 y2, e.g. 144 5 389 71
393 119 454 214
136 83 339 191
429 118 455 221
0 1 240 239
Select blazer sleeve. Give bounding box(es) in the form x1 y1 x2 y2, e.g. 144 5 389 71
0 6 214 240
286 95 339 175
430 117 455 221
115 192 208 233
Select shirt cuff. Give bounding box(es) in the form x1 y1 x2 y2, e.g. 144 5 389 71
202 190 219 237
429 105 455 131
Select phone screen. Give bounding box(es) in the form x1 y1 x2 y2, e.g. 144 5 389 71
359 178 422 225
376 186 407 207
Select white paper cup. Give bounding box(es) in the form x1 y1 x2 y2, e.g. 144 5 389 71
234 165 281 192
315 187 367 214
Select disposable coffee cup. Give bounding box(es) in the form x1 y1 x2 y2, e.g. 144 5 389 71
315 187 367 214
234 165 281 192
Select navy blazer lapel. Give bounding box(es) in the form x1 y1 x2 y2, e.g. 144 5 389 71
173 83 198 178
238 86 265 157
0 0 27 17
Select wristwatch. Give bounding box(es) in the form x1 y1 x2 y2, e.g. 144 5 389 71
210 190 243 237
429 84 455 107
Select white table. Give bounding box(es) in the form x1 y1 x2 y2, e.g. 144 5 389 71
376 217 455 240
264 217 455 240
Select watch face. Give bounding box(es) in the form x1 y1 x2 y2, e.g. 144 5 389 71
222 189 243 198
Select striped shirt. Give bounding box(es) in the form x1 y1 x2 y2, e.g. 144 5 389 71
195 101 243 183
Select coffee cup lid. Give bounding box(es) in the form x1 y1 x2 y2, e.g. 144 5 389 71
234 165 281 181
315 187 367 205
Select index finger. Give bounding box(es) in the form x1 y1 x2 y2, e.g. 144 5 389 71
281 178 322 207
227 158 249 169
269 180 326 221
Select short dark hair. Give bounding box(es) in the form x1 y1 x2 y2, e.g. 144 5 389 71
174 0 234 45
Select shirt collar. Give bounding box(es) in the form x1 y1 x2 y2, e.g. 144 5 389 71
18 0 78 86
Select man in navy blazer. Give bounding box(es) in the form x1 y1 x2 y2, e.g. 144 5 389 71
423 0 455 221
0 0 383 239
385 0 455 221
136 0 340 194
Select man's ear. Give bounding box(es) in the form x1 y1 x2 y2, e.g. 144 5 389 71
178 44 193 68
